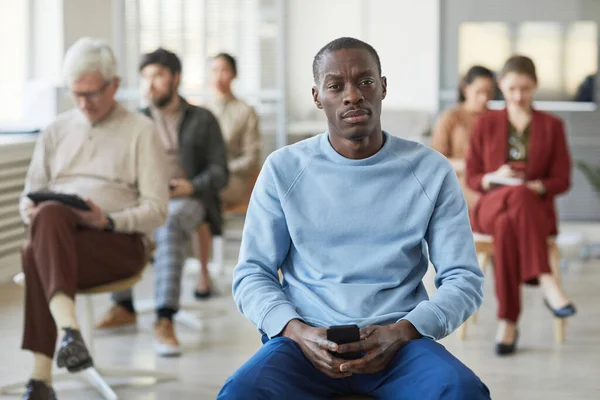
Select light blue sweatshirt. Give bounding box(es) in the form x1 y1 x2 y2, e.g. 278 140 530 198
232 131 484 340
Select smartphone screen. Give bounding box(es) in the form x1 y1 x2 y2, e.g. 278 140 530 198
326 325 362 360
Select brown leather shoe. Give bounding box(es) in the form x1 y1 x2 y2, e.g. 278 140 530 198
154 318 181 357
95 305 137 331
22 379 57 400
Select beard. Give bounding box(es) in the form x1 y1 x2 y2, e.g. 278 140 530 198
151 86 176 108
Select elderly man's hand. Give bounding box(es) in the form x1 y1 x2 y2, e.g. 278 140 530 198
336 320 422 375
282 319 351 379
72 200 110 229
21 198 40 225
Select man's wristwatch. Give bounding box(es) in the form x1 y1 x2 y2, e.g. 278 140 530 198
104 215 115 232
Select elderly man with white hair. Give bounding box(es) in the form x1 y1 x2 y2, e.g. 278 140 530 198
18 37 168 399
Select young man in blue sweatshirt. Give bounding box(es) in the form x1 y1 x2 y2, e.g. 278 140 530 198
218 37 490 399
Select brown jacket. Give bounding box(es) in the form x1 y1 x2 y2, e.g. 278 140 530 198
432 105 482 209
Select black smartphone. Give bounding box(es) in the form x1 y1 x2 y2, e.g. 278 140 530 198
326 324 362 360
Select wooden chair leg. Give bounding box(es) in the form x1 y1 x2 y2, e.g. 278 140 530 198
457 320 468 341
477 252 491 276
548 242 567 343
555 318 566 343
472 252 491 324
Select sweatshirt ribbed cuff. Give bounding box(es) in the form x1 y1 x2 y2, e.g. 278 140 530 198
260 303 302 338
401 301 446 341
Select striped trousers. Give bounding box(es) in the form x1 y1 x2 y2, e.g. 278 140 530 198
112 197 205 311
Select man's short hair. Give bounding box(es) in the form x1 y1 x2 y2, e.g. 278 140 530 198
62 37 117 86
312 37 382 85
139 48 182 75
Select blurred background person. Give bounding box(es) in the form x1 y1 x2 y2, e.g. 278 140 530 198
17 38 168 399
431 65 495 209
574 73 596 102
194 53 261 299
466 55 576 356
97 48 228 358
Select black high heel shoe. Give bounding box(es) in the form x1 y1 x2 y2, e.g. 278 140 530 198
495 330 519 356
544 299 577 318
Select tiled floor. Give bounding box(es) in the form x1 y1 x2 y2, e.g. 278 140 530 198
0 223 599 399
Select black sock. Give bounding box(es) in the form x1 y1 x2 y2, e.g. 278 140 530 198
157 307 177 321
117 299 136 314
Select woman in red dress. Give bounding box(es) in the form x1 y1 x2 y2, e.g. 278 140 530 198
466 56 576 356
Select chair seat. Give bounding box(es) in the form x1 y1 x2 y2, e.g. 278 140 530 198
79 273 143 294
472 232 493 243
461 232 566 343
12 272 143 295
473 233 557 247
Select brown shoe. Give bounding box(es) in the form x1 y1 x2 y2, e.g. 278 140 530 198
95 305 137 331
154 318 181 357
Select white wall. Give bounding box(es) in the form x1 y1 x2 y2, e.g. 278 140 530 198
286 0 440 120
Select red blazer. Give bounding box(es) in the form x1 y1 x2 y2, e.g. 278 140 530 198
465 108 571 235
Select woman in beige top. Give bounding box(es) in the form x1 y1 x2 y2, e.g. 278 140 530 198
431 65 495 209
195 53 261 298
207 53 261 207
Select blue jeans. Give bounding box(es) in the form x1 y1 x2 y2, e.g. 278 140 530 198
217 336 490 399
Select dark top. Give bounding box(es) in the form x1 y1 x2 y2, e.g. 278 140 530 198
142 98 229 235
507 122 531 162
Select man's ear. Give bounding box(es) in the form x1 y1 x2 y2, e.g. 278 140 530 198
381 76 387 100
312 86 323 109
173 72 182 89
109 77 121 96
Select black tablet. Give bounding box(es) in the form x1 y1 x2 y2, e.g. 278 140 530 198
27 191 91 211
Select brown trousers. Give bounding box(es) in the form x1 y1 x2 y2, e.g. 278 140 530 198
472 186 552 322
21 202 146 358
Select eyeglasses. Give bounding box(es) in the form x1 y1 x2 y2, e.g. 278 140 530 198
70 80 113 101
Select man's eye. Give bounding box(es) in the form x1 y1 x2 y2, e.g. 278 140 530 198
328 84 341 90
360 79 374 85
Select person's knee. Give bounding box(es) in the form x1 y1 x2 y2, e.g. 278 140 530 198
218 337 302 400
218 373 263 399
509 185 538 207
440 366 489 399
31 201 74 229
162 207 193 234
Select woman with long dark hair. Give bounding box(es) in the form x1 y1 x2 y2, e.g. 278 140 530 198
466 56 576 355
432 65 495 209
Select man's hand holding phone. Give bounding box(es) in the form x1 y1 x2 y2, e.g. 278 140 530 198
335 320 422 374
282 319 422 377
281 319 351 379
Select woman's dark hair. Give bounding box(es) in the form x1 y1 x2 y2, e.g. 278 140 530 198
500 55 537 82
458 65 495 102
214 53 237 76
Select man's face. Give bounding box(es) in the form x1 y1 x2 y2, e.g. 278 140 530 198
70 71 119 123
312 48 387 142
140 64 179 108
